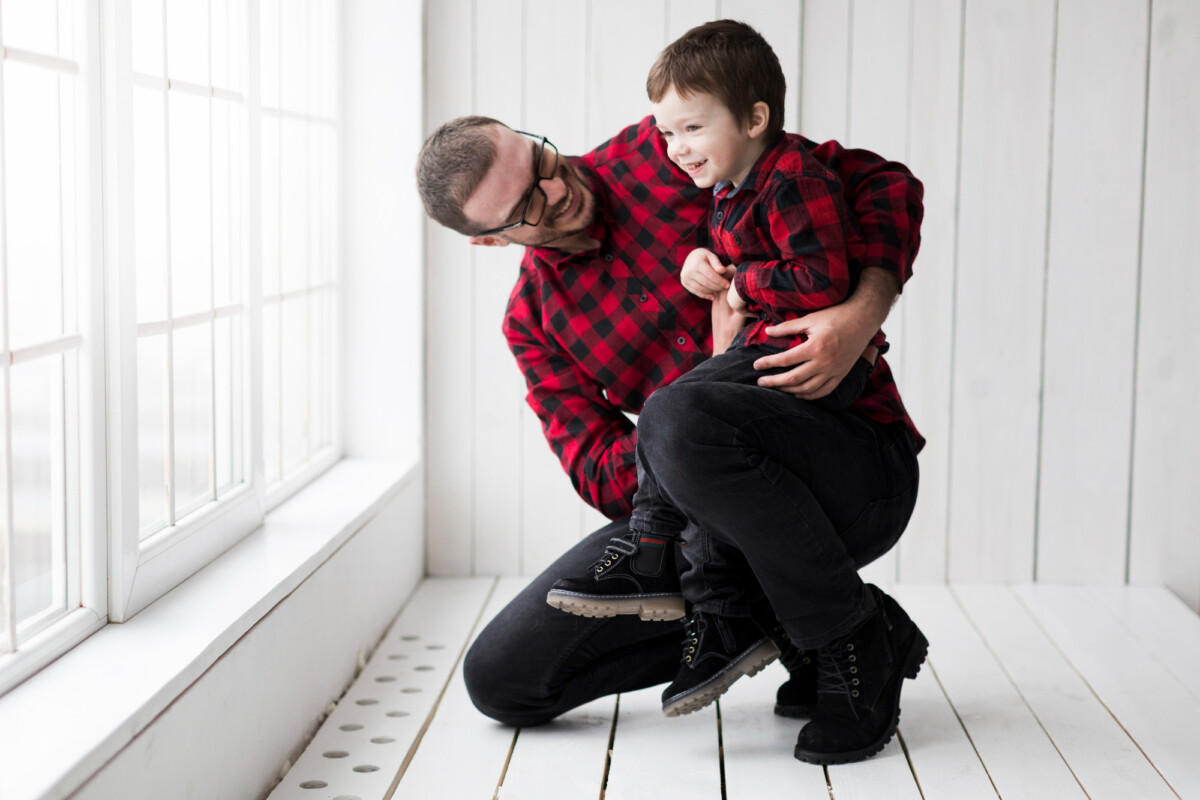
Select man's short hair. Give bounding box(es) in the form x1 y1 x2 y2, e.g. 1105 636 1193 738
416 115 505 236
646 19 786 141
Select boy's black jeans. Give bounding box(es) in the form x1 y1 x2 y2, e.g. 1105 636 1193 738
462 347 918 726
628 346 879 616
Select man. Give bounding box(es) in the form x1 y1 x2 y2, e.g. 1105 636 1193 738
417 113 925 764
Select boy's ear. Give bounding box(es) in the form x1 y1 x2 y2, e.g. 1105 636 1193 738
747 101 770 139
468 234 510 247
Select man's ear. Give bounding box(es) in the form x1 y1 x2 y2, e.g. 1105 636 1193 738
746 101 770 139
468 234 510 247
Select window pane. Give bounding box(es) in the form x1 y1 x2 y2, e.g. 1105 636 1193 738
281 295 308 475
10 356 67 631
2 0 59 56
134 86 169 323
165 0 209 86
258 0 280 109
131 0 165 77
260 115 280 298
173 323 212 519
5 63 64 351
262 301 280 485
308 289 332 453
168 93 213 319
138 335 168 537
280 118 308 294
213 314 242 495
212 98 237 308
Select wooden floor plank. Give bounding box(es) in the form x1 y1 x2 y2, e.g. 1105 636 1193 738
718 661 830 799
1015 584 1200 799
496 696 614 799
1088 585 1200 703
269 577 496 800
604 685 721 799
891 585 1086 799
827 737 922 800
390 577 526 799
954 585 1175 800
889 662 998 799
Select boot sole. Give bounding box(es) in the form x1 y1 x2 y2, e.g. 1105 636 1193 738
793 627 929 765
545 589 685 621
662 638 781 717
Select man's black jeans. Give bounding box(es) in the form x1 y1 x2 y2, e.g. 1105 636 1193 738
463 347 918 726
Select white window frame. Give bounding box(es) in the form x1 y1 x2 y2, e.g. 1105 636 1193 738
0 0 108 695
103 0 264 623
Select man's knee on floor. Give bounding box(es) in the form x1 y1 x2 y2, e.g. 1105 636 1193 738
462 630 557 727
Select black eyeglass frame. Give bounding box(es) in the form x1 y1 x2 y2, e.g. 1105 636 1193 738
475 131 558 237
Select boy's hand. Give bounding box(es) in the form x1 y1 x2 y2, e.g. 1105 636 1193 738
681 248 731 300
727 281 752 317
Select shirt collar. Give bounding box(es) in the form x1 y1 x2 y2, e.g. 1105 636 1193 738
713 132 789 200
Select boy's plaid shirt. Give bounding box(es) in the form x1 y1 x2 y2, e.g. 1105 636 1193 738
502 116 924 518
713 132 918 450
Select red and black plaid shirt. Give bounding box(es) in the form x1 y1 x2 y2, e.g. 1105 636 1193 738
503 116 923 518
712 132 917 446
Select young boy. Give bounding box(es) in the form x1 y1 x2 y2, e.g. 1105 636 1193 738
547 19 893 716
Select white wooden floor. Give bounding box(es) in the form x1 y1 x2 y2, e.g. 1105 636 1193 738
268 577 1200 800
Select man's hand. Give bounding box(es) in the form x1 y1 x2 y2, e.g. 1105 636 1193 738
681 247 732 301
753 266 898 397
711 288 748 356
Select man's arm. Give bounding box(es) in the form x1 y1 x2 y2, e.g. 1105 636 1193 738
755 141 922 397
503 276 639 518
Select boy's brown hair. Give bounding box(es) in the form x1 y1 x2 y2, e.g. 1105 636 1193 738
647 19 785 140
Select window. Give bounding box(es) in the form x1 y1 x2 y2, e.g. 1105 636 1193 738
0 0 341 694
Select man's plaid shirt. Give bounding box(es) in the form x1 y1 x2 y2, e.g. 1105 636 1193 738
502 116 923 519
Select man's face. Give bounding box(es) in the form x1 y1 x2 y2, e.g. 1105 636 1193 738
464 126 598 251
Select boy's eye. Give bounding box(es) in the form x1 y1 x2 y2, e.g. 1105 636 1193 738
686 125 700 132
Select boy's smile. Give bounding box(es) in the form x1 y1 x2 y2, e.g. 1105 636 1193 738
651 87 769 190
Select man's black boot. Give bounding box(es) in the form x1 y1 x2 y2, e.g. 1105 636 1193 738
661 611 780 717
774 649 818 718
794 586 928 764
750 605 819 717
546 532 685 621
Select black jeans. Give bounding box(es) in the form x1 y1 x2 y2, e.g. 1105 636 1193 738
628 346 877 615
463 348 918 726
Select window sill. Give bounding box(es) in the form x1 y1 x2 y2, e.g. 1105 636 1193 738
0 455 420 800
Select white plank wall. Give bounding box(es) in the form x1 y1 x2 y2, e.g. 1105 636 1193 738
423 1 1200 611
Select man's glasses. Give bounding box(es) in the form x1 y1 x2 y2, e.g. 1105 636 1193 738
477 131 558 237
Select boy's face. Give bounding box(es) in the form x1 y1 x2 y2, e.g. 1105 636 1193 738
652 87 762 189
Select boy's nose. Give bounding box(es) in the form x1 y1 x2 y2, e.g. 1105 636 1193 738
668 139 688 160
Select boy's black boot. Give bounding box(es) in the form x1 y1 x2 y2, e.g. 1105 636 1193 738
546 532 685 621
794 586 928 764
661 611 780 717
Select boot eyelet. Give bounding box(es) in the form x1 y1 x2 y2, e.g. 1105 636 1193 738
846 644 854 652
850 666 857 674
848 654 856 662
851 690 859 697
851 678 859 686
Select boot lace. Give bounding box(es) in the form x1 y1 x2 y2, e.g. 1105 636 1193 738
816 641 862 715
592 536 638 575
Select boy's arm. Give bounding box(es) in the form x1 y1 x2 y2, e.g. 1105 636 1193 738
730 175 854 315
503 274 639 518
754 141 923 397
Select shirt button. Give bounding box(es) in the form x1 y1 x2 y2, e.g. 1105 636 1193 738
604 254 613 262
715 211 724 221
676 336 687 346
640 294 648 302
